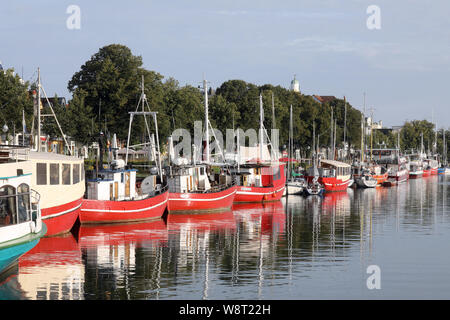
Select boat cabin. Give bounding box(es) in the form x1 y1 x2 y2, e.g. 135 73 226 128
167 165 211 193
317 159 351 180
86 168 138 201
0 147 43 243
231 164 282 188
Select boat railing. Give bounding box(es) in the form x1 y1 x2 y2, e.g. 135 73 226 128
0 145 30 162
30 189 41 221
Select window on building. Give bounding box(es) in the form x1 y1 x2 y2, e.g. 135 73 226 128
36 163 47 185
62 164 71 185
50 163 59 185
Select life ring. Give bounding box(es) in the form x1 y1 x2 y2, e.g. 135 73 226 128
263 195 268 201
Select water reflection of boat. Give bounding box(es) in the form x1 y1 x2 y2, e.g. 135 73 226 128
78 219 168 246
167 210 236 232
232 201 285 236
17 233 83 300
321 191 350 216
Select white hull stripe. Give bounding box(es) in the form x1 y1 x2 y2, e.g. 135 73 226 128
42 203 82 220
169 190 236 202
236 186 285 196
81 199 168 213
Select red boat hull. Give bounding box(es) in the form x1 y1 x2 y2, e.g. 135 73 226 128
234 185 285 203
430 168 438 175
168 185 236 212
41 198 82 236
422 169 431 177
80 190 169 224
317 177 351 192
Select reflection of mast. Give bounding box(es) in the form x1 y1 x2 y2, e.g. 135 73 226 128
202 233 210 300
257 215 264 299
231 219 240 284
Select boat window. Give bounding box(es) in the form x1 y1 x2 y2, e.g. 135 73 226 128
273 166 280 180
73 164 80 184
17 183 30 223
50 163 60 185
36 163 47 185
0 185 17 226
62 164 71 185
200 167 205 175
81 164 85 181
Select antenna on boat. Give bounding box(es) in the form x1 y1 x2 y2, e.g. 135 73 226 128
36 68 72 155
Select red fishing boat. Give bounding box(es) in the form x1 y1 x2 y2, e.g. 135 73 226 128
166 163 236 212
167 78 236 213
233 162 286 203
80 164 169 224
306 159 352 192
81 87 169 224
231 94 286 203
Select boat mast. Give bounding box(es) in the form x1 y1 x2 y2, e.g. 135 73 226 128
329 107 334 160
203 77 210 164
259 94 264 162
37 68 41 152
288 104 293 180
343 96 347 151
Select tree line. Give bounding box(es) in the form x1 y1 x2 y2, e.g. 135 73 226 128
0 43 448 160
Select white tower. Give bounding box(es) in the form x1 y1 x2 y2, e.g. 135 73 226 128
290 75 300 93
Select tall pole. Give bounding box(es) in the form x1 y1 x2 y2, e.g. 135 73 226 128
37 68 41 152
272 92 275 130
370 108 374 161
259 94 264 162
330 107 333 160
361 109 364 163
333 118 337 160
288 104 293 180
343 96 347 147
203 77 210 164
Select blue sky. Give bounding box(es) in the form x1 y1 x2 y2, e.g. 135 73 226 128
1 0 449 128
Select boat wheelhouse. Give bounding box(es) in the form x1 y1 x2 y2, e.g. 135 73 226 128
0 146 46 274
28 151 85 236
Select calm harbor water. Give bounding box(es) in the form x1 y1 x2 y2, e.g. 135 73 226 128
1 175 449 300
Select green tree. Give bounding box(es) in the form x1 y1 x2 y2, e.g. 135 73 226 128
0 69 33 139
